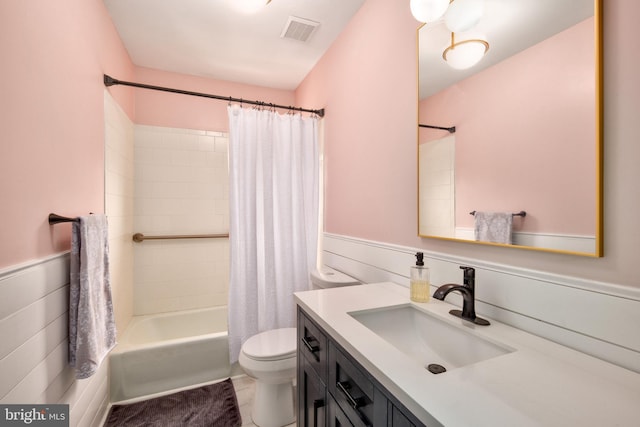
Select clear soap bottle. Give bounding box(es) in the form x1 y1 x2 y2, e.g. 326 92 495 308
410 252 430 302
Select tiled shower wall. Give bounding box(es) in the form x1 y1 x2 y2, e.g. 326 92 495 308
418 136 455 238
105 91 135 336
133 125 230 315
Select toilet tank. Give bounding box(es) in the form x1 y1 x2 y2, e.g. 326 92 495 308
310 266 360 289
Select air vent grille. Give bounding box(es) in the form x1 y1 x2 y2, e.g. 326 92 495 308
280 16 320 42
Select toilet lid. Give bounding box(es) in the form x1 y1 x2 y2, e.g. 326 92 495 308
242 328 297 361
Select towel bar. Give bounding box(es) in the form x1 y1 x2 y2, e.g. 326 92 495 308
48 213 80 224
470 211 526 217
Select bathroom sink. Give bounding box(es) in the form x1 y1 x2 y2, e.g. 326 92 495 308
350 305 514 372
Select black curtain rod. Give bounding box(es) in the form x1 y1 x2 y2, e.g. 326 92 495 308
104 74 325 118
419 123 456 133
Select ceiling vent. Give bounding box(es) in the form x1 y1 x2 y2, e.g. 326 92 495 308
280 16 320 42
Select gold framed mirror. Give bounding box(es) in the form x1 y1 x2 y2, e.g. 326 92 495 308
417 0 602 256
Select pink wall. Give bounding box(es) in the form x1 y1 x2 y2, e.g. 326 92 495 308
134 67 295 132
419 19 595 235
3 0 640 288
0 0 135 269
0 1 292 269
296 0 418 242
297 0 640 287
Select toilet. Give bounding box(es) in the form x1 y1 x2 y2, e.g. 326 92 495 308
238 266 359 427
310 266 361 289
239 328 297 427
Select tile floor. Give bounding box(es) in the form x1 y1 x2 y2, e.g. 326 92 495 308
232 376 296 427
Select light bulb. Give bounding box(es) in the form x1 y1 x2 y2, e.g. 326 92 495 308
410 0 450 23
445 0 484 32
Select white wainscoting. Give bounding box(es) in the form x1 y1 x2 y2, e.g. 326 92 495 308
0 253 110 427
321 233 640 374
455 227 597 254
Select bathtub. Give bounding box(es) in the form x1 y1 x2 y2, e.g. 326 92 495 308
110 307 233 402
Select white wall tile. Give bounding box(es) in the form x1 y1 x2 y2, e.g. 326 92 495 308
133 125 230 315
105 90 135 337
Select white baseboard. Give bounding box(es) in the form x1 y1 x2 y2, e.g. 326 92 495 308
321 233 640 373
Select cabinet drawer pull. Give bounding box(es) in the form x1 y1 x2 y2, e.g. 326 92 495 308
302 336 320 354
313 399 324 426
336 381 365 410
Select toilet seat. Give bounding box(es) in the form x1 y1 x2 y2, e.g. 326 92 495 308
241 327 296 361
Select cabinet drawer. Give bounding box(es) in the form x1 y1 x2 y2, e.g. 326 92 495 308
329 342 377 427
298 308 328 383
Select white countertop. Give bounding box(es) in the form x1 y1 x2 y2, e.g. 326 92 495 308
294 282 640 427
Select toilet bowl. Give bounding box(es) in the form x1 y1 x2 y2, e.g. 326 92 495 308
239 328 297 427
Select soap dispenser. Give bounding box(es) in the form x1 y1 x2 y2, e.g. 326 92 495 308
410 252 430 302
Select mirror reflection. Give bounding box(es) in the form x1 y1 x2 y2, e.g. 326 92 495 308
417 0 601 256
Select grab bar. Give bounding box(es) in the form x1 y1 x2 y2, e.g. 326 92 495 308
132 233 229 242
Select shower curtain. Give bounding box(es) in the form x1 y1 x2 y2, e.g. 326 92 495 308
227 105 319 362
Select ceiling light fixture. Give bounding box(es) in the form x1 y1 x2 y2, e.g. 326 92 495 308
442 32 489 70
410 0 450 23
444 0 484 32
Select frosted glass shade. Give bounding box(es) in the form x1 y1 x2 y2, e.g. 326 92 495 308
445 0 484 32
410 0 450 23
443 39 489 69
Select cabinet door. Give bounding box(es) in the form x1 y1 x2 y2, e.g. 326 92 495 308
298 344 327 427
391 405 414 427
328 394 355 427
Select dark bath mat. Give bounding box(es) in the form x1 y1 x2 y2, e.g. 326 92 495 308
104 378 242 427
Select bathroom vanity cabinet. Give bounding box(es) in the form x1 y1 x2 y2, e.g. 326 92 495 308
295 282 640 426
297 307 425 427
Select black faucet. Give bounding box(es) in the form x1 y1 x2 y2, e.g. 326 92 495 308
433 266 490 326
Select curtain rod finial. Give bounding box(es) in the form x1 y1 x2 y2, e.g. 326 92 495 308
104 75 117 87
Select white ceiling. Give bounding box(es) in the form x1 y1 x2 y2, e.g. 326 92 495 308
104 0 595 96
103 0 366 91
419 0 595 99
